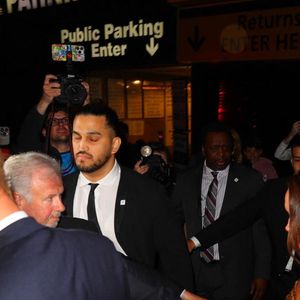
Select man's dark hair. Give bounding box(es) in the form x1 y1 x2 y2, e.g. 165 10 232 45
43 103 70 130
201 122 234 148
75 103 120 136
243 136 263 150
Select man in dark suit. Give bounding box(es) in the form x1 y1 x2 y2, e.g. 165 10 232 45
61 103 194 292
0 156 129 299
173 122 271 299
186 136 300 299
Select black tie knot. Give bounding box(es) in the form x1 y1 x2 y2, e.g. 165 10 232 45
89 183 99 192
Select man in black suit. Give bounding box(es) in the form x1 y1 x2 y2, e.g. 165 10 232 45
187 136 300 299
173 122 271 299
0 156 129 299
61 103 194 293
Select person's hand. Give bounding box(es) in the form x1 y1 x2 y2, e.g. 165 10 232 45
285 120 300 143
181 290 207 300
250 278 268 300
133 160 149 175
37 74 61 115
82 81 90 105
187 239 196 253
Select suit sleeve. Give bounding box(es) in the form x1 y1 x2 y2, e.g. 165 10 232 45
252 218 272 279
153 184 195 292
194 187 267 250
122 255 182 300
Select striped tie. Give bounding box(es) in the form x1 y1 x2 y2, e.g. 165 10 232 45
202 171 218 262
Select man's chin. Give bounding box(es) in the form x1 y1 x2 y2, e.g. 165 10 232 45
47 221 59 228
77 163 99 173
51 136 70 143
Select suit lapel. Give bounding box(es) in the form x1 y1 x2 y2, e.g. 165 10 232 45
63 172 80 217
115 167 127 236
220 163 240 215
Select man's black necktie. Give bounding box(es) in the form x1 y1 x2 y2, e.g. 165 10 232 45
87 183 99 229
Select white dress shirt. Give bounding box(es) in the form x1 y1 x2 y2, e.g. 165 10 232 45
0 211 28 232
73 160 126 255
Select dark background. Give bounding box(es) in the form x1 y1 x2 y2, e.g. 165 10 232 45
0 0 299 176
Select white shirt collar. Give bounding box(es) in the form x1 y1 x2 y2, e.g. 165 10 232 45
203 160 229 177
78 160 120 186
0 211 28 232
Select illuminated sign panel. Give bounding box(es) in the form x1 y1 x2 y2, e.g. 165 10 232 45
0 1 176 67
0 0 78 15
179 6 300 62
59 20 164 58
50 16 176 65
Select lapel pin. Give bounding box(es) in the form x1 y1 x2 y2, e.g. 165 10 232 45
120 199 126 205
234 178 239 182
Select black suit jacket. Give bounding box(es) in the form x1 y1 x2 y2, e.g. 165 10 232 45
63 166 194 291
173 162 271 291
0 217 129 300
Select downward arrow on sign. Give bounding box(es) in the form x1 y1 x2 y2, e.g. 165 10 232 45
188 25 206 51
146 37 159 56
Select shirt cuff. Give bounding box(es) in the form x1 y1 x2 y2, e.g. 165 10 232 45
190 236 201 248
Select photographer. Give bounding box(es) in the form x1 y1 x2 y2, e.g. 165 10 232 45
134 141 176 195
13 74 90 176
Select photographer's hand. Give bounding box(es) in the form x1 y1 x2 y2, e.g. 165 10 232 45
284 120 300 144
134 160 150 175
181 290 207 300
37 74 61 115
187 239 196 253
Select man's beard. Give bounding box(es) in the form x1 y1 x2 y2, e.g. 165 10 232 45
76 154 111 173
51 135 70 145
46 212 62 228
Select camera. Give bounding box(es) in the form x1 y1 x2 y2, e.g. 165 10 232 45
0 127 9 146
140 145 153 165
51 44 87 106
54 74 87 106
140 143 175 193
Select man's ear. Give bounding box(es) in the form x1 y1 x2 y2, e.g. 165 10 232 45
13 192 26 209
201 145 205 157
112 137 122 155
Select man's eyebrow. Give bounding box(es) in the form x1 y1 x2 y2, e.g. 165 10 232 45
72 130 101 136
86 131 101 136
42 194 55 200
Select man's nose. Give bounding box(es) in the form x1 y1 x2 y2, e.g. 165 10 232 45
78 138 88 151
54 198 65 212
